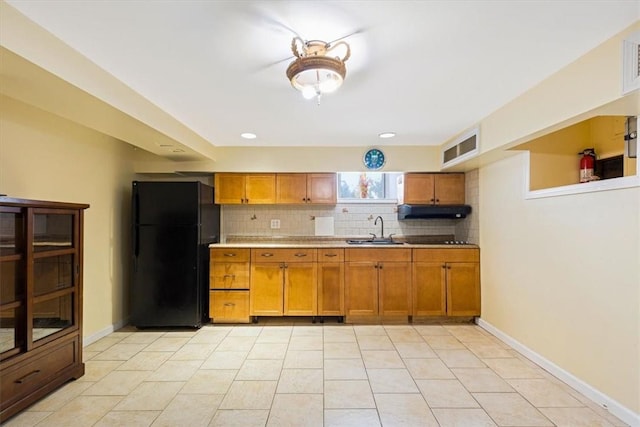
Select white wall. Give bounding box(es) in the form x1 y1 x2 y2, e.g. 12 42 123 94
0 95 138 338
475 22 640 416
480 153 639 412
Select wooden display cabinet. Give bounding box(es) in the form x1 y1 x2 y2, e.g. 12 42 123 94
0 197 88 422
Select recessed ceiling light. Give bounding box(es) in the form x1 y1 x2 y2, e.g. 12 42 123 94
241 133 257 139
379 132 396 139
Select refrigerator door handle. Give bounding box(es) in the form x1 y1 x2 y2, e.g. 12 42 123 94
133 190 140 257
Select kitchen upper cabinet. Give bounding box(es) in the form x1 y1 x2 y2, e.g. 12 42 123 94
317 249 344 318
413 248 480 317
214 173 276 204
345 248 412 322
398 173 465 205
276 173 337 205
249 249 317 318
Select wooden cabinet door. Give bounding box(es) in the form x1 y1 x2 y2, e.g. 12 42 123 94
413 262 446 316
276 174 307 204
307 173 337 204
403 174 435 204
284 263 317 315
245 174 276 204
318 262 344 316
434 174 465 205
446 262 480 316
214 173 246 204
378 261 411 317
250 263 283 315
345 262 378 317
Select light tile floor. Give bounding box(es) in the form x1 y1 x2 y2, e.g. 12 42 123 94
5 320 628 427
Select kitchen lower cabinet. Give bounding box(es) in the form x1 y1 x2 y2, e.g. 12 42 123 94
345 248 412 322
209 291 250 323
317 249 344 318
209 248 250 323
250 249 317 320
413 248 480 318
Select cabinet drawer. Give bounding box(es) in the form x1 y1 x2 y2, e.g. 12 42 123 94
1 336 79 406
210 262 249 289
413 248 479 263
251 248 317 263
345 248 411 262
210 291 250 323
210 248 250 263
318 248 344 262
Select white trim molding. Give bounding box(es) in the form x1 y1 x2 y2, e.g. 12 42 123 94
83 318 129 347
476 318 640 427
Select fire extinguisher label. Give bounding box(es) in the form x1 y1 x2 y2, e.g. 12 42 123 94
580 168 594 183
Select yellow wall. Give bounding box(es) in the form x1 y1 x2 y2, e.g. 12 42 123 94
477 23 640 413
0 95 139 338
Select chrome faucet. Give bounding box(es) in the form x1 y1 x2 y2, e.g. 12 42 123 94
374 216 384 239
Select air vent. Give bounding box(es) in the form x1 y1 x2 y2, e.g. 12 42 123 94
622 31 640 95
441 127 479 168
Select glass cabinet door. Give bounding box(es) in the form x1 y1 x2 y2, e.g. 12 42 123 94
0 208 26 358
31 210 78 344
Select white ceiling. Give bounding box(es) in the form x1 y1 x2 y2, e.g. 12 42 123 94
5 1 640 148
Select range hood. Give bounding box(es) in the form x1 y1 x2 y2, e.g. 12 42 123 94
397 204 471 220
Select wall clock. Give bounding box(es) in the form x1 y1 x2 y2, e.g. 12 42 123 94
363 148 386 170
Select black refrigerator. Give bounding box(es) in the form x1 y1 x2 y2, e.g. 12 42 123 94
131 181 220 328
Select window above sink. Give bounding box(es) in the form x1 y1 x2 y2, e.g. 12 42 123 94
337 172 401 202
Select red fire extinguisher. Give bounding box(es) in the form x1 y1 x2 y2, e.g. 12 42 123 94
579 148 596 183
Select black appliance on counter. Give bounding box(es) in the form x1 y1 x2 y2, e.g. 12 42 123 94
131 181 220 328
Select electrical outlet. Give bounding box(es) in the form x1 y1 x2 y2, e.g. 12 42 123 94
270 219 280 229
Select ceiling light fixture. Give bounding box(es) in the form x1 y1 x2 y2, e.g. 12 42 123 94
286 37 350 104
379 132 396 139
240 133 257 139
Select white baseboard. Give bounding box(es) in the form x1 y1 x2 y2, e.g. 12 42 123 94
83 318 128 347
476 318 639 427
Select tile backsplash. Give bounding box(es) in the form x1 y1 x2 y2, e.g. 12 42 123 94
221 169 479 243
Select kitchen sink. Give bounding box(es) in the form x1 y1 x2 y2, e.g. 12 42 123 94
346 239 404 245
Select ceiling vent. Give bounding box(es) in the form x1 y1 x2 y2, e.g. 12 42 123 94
441 127 479 169
622 31 640 95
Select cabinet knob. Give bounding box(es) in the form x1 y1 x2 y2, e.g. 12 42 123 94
294 253 307 257
324 253 338 258
223 274 236 279
223 303 235 307
223 253 237 257
261 253 274 257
